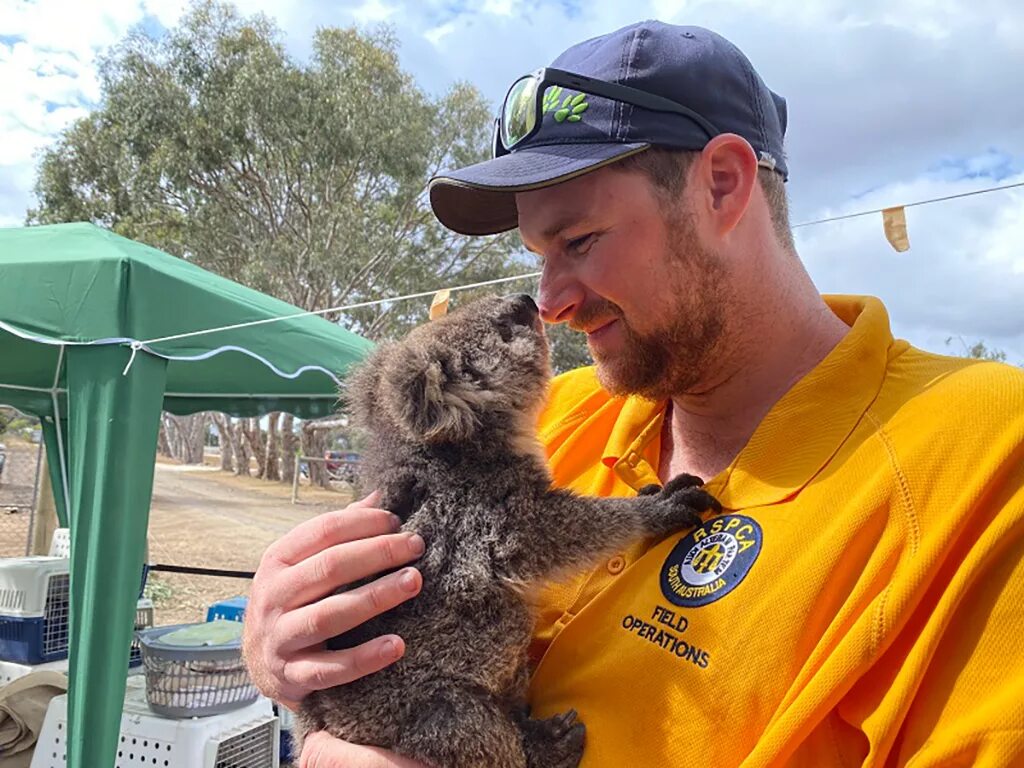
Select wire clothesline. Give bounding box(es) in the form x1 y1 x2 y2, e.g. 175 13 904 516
791 179 1024 228
129 177 1024 351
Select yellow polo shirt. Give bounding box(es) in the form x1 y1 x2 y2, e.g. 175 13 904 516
528 296 1024 767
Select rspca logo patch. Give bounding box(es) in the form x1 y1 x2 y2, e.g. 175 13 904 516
660 515 762 607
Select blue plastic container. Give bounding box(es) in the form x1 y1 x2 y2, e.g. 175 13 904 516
206 595 248 623
280 729 294 763
0 615 68 664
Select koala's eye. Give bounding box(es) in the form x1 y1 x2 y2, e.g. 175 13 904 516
496 321 514 343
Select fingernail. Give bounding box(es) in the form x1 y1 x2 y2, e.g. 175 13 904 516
380 638 399 660
408 534 425 556
389 513 402 531
399 568 419 592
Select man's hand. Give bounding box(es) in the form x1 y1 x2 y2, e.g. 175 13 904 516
301 732 430 768
242 491 424 710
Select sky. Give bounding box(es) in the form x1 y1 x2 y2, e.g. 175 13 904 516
1 0 1022 362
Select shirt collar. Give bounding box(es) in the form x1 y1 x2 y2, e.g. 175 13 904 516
602 296 906 508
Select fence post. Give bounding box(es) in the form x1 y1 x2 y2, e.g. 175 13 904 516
31 448 59 555
291 454 300 505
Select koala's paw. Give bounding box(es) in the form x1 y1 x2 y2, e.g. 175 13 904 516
646 473 722 533
522 709 585 768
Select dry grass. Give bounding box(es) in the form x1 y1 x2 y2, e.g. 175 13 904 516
146 462 354 625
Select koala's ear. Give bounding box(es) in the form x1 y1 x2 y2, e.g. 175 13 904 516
384 346 477 443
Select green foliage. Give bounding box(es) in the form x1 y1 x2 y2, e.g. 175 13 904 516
0 408 39 439
143 574 176 606
29 0 519 342
946 337 1009 363
547 322 593 375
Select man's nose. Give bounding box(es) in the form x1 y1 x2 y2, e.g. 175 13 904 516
537 267 583 324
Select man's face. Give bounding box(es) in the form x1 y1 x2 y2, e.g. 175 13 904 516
517 163 729 400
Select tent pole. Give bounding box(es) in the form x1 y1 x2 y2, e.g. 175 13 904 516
64 345 167 768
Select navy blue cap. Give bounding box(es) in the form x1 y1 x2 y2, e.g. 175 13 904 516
429 21 788 236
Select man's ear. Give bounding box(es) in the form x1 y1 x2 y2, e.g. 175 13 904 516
383 345 477 443
696 133 758 237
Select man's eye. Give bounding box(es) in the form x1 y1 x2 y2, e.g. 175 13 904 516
567 234 594 253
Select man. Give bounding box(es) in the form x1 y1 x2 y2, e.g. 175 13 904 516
243 21 1024 767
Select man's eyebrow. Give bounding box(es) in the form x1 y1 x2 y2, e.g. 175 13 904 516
520 210 587 252
542 213 583 240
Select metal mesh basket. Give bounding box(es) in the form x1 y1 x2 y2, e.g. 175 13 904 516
136 623 258 718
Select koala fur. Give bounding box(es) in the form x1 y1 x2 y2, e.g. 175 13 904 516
296 294 721 768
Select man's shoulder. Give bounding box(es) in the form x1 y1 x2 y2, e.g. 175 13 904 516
877 347 1024 493
886 346 1024 423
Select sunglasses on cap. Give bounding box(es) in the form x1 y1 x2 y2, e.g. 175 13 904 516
491 67 722 158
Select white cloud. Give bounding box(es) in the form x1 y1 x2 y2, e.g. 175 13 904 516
424 20 457 46
351 0 397 24
481 0 516 15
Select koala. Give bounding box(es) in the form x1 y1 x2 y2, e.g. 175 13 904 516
296 294 721 768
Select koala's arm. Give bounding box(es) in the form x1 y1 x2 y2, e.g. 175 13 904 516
495 474 719 584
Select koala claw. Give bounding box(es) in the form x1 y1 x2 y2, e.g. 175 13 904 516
638 473 706 497
523 709 586 768
644 474 723 532
662 473 707 493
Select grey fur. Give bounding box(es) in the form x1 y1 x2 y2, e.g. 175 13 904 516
296 295 720 768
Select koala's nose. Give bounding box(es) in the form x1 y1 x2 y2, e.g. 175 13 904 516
505 294 539 326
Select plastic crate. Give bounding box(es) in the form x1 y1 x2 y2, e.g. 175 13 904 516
0 557 68 616
49 528 150 599
130 598 155 668
0 652 147 687
206 596 248 623
0 657 78 687
137 623 258 718
0 555 149 666
0 558 69 664
30 675 279 768
47 529 71 558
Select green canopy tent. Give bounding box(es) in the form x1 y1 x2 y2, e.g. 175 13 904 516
0 222 373 768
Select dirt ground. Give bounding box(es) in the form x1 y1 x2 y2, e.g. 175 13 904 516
0 444 348 626
146 462 353 625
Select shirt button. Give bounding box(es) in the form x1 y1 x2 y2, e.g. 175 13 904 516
607 555 626 575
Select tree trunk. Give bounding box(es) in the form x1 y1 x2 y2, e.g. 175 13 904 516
156 418 172 458
281 414 296 484
301 421 330 489
243 417 267 478
162 413 208 464
162 414 183 460
211 413 235 472
233 419 251 476
183 413 208 464
262 412 281 481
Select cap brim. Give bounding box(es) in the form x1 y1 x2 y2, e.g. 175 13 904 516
429 142 649 236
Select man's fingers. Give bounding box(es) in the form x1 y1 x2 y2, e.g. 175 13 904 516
301 730 430 768
265 492 394 567
272 532 425 610
278 568 423 652
283 635 406 693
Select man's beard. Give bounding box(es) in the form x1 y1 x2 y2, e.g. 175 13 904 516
574 211 727 400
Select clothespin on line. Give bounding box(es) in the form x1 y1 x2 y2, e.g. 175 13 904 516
882 206 910 252
429 289 451 320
